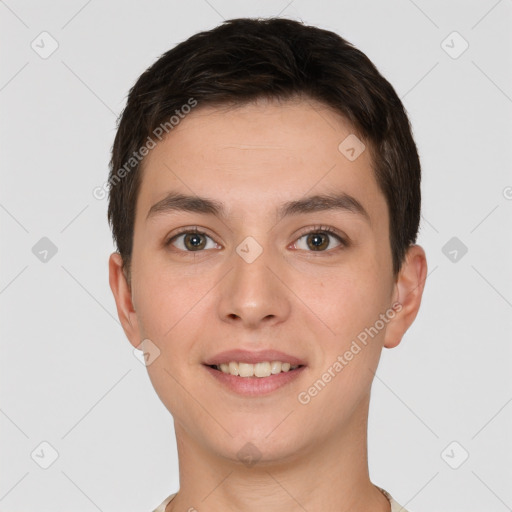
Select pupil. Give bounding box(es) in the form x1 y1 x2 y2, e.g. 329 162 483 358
309 233 327 250
186 233 205 250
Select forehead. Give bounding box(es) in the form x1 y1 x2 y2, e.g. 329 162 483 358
136 98 387 226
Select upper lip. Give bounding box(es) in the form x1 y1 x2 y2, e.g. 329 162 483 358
203 349 306 366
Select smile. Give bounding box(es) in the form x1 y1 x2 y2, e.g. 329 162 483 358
209 361 302 378
203 363 306 396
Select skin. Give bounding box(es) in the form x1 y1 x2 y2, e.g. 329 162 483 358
109 97 427 512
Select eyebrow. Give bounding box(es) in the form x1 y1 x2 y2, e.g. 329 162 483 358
146 191 371 224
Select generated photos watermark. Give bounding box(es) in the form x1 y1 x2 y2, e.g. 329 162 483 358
93 97 198 200
297 301 402 405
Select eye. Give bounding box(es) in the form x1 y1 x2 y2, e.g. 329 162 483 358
166 228 219 252
292 225 347 252
165 225 348 254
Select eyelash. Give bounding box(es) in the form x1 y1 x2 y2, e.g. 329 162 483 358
165 225 348 255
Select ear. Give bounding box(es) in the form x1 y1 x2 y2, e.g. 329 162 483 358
108 252 141 349
383 244 428 349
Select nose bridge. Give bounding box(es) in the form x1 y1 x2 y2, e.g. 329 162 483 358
219 233 289 326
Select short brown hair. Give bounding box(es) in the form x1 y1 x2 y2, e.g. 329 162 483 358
108 17 421 279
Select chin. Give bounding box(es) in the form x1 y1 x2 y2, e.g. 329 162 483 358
218 427 303 465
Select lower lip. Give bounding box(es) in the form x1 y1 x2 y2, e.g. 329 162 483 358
203 365 307 396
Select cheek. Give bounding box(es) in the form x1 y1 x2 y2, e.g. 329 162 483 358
133 242 189 318
295 259 388 343
132 256 215 359
297 269 388 413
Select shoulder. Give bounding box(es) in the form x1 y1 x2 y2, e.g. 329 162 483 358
153 489 410 512
379 487 410 512
390 496 410 511
152 492 177 512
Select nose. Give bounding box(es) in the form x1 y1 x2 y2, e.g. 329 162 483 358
217 240 291 329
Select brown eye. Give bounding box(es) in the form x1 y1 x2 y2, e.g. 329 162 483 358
182 232 207 251
306 232 330 251
167 230 217 252
293 227 345 252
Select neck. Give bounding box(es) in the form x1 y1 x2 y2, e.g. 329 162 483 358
167 394 390 512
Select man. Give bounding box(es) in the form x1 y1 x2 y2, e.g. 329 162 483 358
108 17 428 511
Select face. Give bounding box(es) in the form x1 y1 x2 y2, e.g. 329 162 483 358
110 97 424 465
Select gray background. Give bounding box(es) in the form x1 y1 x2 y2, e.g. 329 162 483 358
1 1 511 511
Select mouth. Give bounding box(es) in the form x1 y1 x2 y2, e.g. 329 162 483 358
202 349 307 395
202 361 307 396
205 361 305 378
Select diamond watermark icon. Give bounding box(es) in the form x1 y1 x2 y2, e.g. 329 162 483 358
31 441 59 469
442 236 468 263
441 31 469 60
338 134 366 161
133 338 161 366
237 442 262 468
32 237 58 263
31 31 59 59
236 236 263 264
441 441 469 469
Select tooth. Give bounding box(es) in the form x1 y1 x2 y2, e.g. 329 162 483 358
214 361 302 377
254 362 272 377
238 362 254 377
228 361 239 376
270 361 282 374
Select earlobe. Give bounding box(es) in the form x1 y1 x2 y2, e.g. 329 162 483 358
108 252 141 348
383 245 428 349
